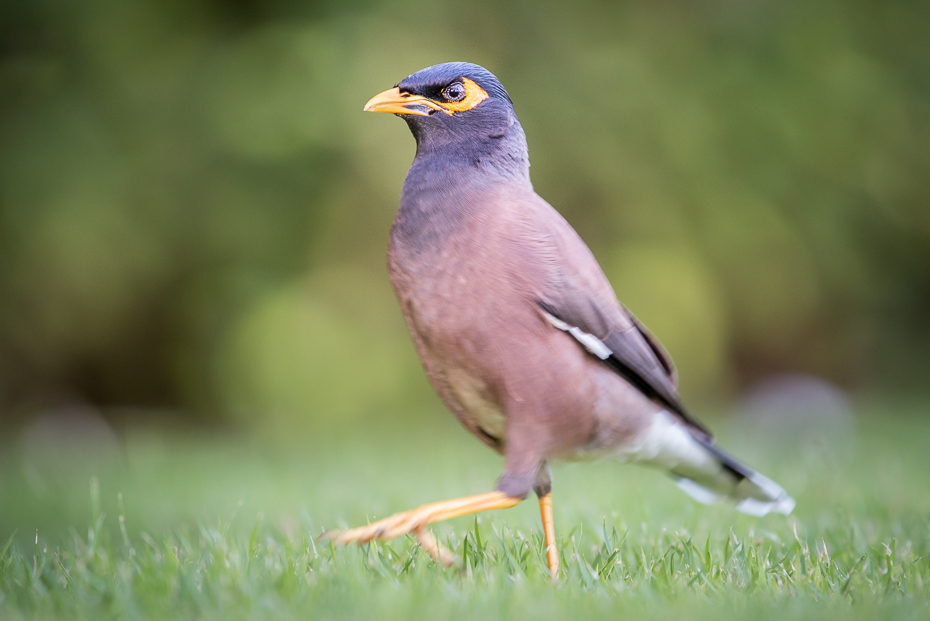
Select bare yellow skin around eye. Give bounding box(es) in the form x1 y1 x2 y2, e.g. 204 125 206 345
438 78 489 114
362 79 490 117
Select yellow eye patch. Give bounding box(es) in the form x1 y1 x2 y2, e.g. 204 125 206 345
436 78 489 114
363 78 490 117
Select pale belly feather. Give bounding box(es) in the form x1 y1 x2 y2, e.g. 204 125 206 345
445 366 507 442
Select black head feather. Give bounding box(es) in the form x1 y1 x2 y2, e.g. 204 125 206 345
390 62 528 182
397 62 512 105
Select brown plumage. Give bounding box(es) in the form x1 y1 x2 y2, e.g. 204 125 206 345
325 62 793 578
390 184 667 493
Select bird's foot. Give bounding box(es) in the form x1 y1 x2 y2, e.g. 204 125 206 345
321 490 522 546
413 527 457 566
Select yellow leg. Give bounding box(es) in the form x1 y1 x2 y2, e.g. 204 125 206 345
323 491 523 545
538 493 559 579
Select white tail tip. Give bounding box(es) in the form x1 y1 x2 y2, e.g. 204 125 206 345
676 470 795 516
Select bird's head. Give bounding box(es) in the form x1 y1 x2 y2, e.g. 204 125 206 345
364 62 522 156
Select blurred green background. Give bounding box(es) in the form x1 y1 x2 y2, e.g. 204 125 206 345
1 0 928 434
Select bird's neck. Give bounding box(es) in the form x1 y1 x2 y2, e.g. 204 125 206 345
409 113 531 180
403 118 531 201
389 115 533 258
392 122 531 250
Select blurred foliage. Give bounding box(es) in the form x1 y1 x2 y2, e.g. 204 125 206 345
0 0 928 427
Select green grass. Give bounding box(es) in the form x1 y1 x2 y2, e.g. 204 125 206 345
1 403 928 620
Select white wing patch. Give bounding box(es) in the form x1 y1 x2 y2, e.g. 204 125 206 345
542 311 612 359
541 309 796 517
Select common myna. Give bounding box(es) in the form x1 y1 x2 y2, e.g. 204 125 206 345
326 62 794 578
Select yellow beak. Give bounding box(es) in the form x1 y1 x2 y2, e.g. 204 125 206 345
363 87 448 116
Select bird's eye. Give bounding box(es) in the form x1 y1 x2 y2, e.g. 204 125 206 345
443 82 466 102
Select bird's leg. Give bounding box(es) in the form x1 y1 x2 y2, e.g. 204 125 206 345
530 460 559 579
538 493 559 579
322 491 523 546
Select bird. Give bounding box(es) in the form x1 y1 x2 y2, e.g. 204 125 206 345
324 62 794 578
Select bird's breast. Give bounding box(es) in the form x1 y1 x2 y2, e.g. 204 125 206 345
389 210 512 332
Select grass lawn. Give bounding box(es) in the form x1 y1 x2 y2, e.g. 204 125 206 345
1 401 928 620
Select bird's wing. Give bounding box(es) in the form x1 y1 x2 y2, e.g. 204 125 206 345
519 196 711 441
627 311 678 387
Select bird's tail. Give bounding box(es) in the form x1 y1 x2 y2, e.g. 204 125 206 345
620 412 795 516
